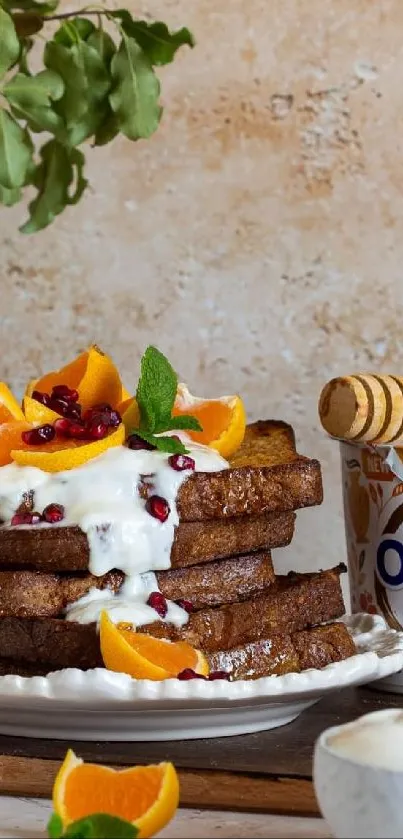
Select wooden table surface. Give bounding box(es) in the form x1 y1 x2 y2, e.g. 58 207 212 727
0 797 331 838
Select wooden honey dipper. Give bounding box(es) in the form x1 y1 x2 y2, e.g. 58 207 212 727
318 374 403 445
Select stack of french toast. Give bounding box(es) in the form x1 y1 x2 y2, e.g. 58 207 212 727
0 419 355 679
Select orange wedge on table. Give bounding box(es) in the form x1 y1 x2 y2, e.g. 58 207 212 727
100 611 209 680
10 423 125 472
53 749 179 838
26 345 126 412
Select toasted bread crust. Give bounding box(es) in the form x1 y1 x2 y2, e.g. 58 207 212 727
0 512 295 573
0 567 346 666
0 622 355 679
0 552 275 618
208 622 356 679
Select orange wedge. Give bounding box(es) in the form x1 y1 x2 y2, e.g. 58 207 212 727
26 345 123 412
10 423 125 472
0 383 25 423
173 383 246 458
121 396 140 432
22 395 60 425
100 611 209 680
53 749 179 838
0 420 33 466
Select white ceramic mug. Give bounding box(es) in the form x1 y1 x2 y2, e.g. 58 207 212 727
314 709 403 838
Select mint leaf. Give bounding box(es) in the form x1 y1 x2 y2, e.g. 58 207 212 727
111 13 194 66
0 8 20 79
47 812 63 839
64 814 138 838
164 415 202 432
0 108 33 189
109 35 161 140
134 429 188 455
136 346 177 433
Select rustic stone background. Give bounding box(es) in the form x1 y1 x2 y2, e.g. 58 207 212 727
1 0 403 598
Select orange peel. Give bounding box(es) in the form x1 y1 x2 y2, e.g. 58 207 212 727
0 383 25 423
11 423 125 472
173 383 246 458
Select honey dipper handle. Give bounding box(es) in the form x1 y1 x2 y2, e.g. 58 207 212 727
318 374 403 445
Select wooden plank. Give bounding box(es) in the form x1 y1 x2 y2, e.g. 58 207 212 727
0 755 319 816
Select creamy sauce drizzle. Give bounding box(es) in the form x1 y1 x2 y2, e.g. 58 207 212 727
0 440 228 627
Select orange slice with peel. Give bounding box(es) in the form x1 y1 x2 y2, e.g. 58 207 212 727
0 420 32 466
173 383 246 458
121 396 140 432
100 611 209 680
11 423 125 473
53 748 179 838
0 383 25 423
22 395 60 425
26 345 123 413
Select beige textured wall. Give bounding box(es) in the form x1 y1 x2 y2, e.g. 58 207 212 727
1 0 403 591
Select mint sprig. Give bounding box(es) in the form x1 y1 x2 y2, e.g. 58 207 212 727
48 812 138 838
132 346 202 455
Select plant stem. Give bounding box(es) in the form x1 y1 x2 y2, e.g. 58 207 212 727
43 9 109 21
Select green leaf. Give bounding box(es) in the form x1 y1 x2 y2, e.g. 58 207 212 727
87 29 116 67
44 40 88 125
5 69 65 136
54 18 96 46
68 147 88 204
109 35 161 140
111 13 194 66
163 414 202 432
64 814 138 838
0 108 33 188
0 8 20 79
133 429 188 455
136 346 178 433
0 184 22 206
47 812 63 839
93 106 119 146
20 139 88 233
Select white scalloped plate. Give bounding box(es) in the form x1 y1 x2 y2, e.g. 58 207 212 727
0 613 400 740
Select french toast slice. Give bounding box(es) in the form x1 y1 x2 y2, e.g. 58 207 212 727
0 623 355 680
0 551 275 618
0 511 295 573
0 567 346 667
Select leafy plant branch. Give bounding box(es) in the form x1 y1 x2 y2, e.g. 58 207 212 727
0 0 194 233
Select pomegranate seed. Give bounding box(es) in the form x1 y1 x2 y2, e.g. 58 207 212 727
42 503 65 524
93 403 113 413
145 495 170 522
177 669 207 681
11 511 42 526
54 418 73 436
168 454 195 472
32 390 50 406
68 423 89 440
176 599 194 613
66 403 82 421
51 385 79 402
106 409 121 428
127 434 155 451
48 397 71 416
84 406 120 428
209 671 230 681
147 591 168 618
22 425 55 445
87 420 108 440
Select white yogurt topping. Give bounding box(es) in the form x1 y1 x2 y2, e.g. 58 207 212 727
0 440 228 627
327 709 403 771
